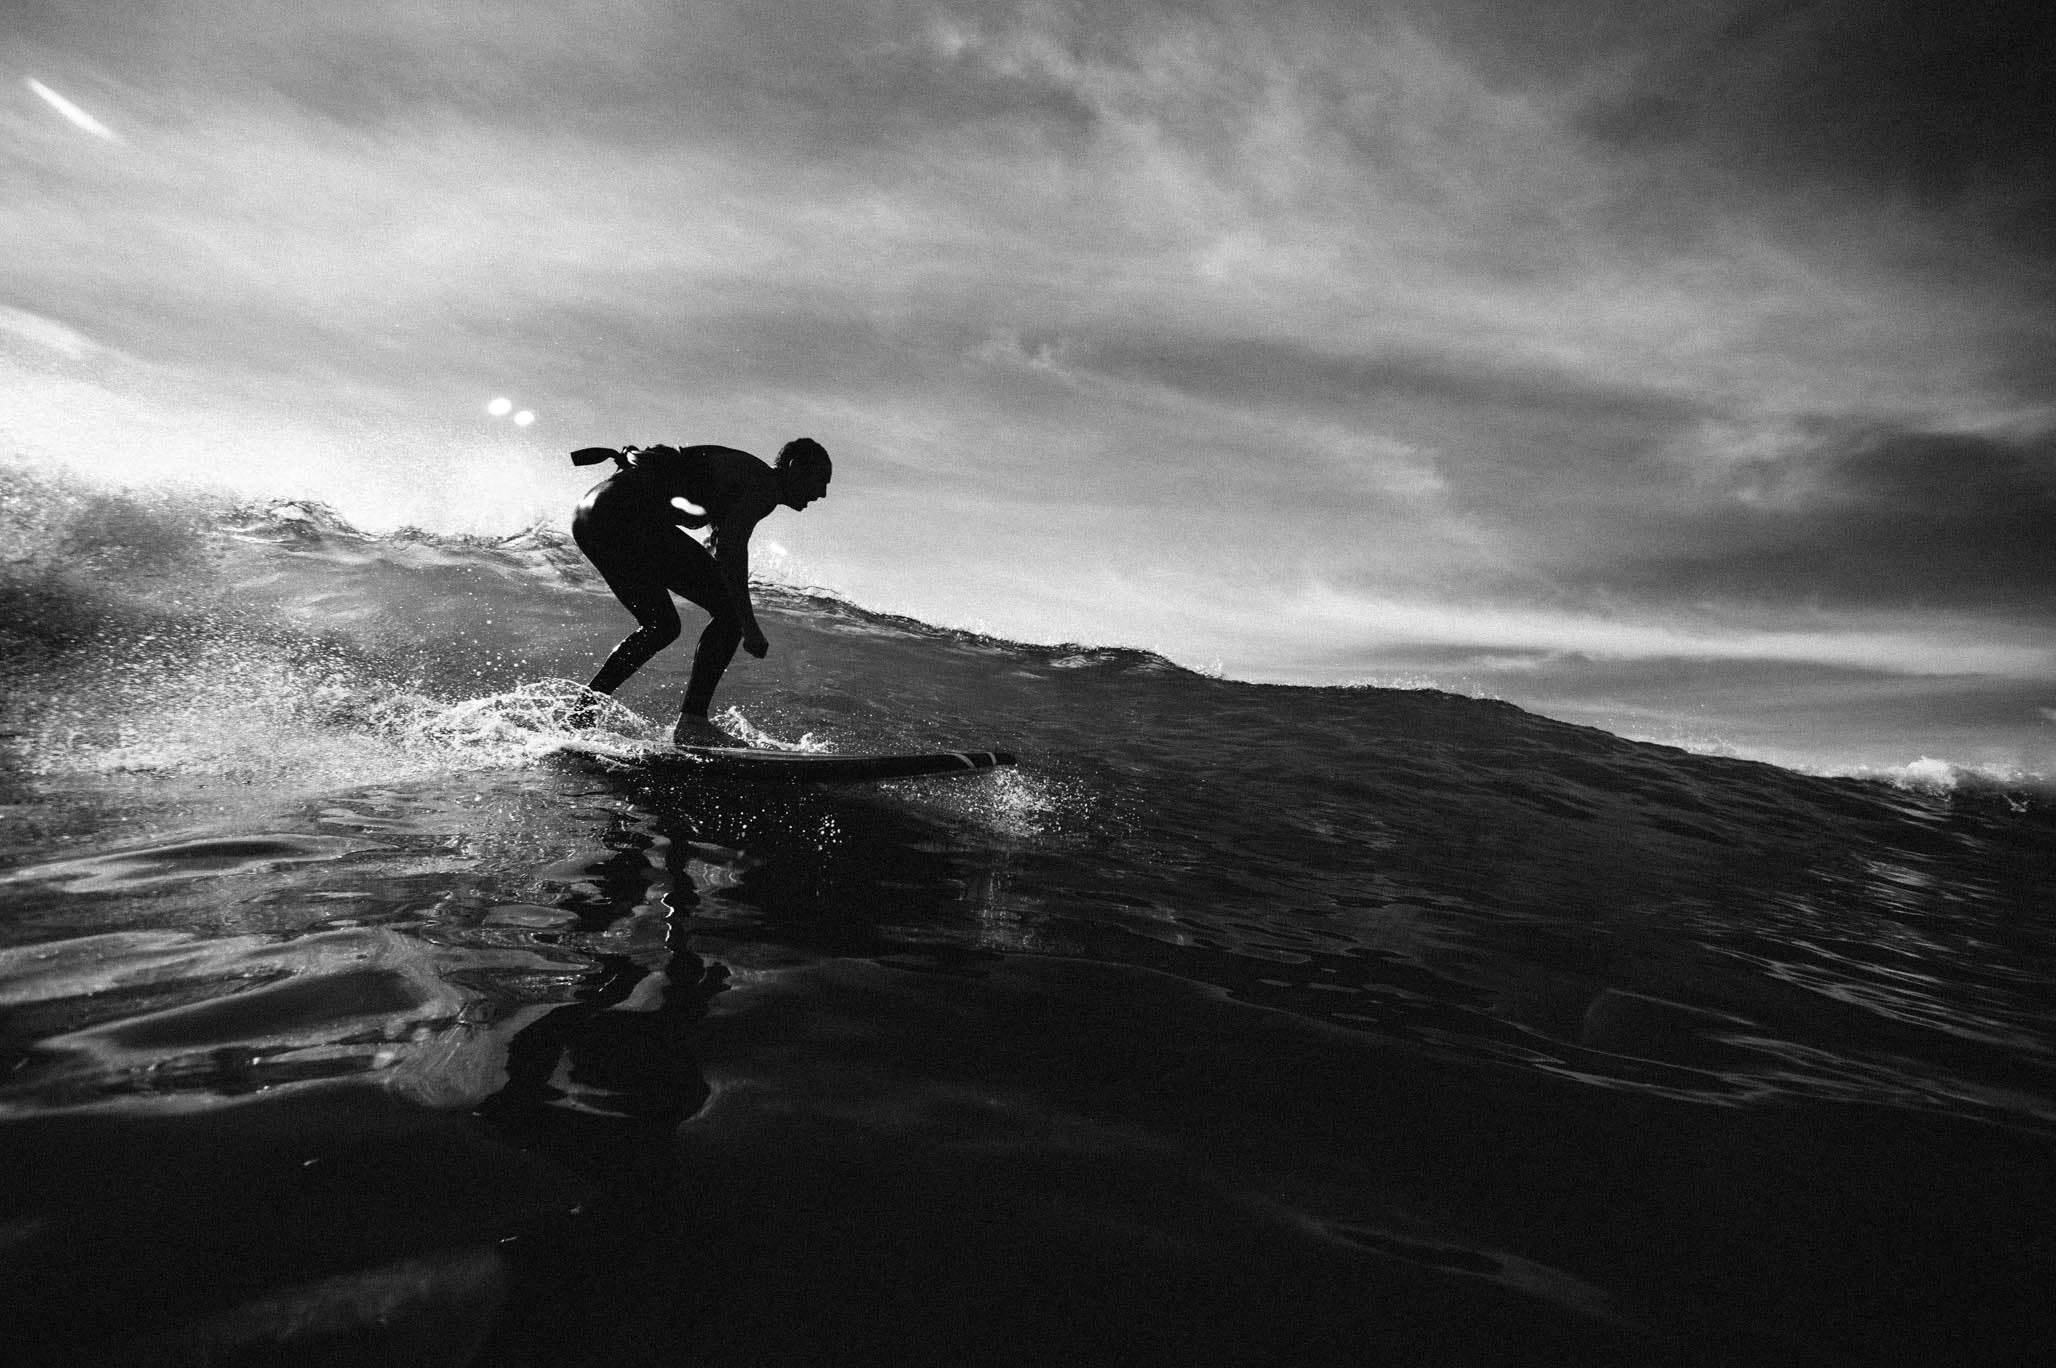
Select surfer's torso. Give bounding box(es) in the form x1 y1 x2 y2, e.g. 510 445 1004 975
578 445 779 535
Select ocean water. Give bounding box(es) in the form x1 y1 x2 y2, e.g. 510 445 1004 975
3 464 2052 1366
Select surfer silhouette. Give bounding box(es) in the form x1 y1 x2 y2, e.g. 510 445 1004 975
569 438 831 745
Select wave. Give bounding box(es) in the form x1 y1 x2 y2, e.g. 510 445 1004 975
5 457 2048 820
6 460 2055 1364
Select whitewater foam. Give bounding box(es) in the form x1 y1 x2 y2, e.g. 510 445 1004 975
1836 754 2056 806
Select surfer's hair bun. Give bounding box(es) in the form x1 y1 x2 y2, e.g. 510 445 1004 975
777 437 830 474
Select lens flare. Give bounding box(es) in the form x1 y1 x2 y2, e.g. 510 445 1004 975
486 396 513 416
513 410 536 427
26 78 118 141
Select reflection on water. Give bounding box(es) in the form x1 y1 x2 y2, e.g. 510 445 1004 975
0 769 1005 1121
2 743 2053 1365
5 834 368 892
4 749 2052 1136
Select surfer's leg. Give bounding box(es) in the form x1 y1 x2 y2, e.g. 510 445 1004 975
576 519 743 738
586 584 681 695
680 616 743 719
648 538 747 728
574 513 699 697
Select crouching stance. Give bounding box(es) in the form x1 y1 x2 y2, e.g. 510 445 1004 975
570 438 831 744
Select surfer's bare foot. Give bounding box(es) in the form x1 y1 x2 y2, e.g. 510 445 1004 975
672 715 741 748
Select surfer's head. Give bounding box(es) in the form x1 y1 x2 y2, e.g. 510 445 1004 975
776 437 832 510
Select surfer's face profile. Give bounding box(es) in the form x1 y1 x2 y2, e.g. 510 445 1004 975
774 436 832 511
780 463 831 511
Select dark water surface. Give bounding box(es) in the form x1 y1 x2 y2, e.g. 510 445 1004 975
3 477 2053 1365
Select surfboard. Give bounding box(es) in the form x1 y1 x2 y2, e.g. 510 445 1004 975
659 745 1016 783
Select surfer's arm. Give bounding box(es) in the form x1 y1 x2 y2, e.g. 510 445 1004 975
708 503 771 656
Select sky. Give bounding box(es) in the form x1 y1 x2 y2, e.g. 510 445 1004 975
4 1 2054 774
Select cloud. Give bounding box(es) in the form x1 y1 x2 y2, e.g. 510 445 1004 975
1291 583 2056 679
1403 1 2056 243
0 306 101 360
1629 8 2050 272
1601 424 2056 609
1078 333 1701 428
7 0 2054 722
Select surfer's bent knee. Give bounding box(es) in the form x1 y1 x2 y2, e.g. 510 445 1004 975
635 613 683 649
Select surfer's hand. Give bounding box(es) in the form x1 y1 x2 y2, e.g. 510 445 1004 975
743 631 769 659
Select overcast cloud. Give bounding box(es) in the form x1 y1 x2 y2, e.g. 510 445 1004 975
4 0 2053 767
